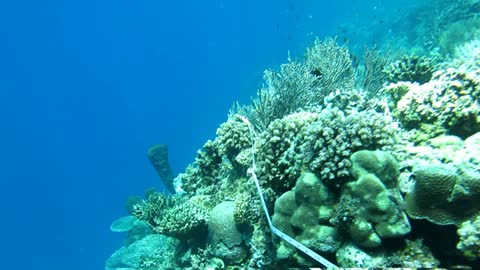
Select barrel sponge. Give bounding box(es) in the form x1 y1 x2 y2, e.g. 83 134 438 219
405 164 480 225
147 144 175 193
350 150 399 188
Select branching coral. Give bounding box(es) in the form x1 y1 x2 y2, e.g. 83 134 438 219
132 192 209 240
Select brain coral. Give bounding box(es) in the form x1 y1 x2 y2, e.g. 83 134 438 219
405 164 480 225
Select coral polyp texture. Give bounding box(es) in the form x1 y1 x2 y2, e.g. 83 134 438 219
107 31 480 269
457 215 480 260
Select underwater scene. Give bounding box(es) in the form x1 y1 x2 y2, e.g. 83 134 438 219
101 0 480 269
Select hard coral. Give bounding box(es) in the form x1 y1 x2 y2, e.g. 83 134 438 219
272 173 341 265
457 215 480 260
342 150 410 248
132 192 209 240
384 66 480 139
405 164 480 225
384 55 435 84
300 108 398 188
256 111 320 192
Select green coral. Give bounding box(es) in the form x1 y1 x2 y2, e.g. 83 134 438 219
272 173 341 265
132 192 209 240
341 150 410 248
384 55 435 84
457 215 480 260
350 150 400 188
405 164 480 225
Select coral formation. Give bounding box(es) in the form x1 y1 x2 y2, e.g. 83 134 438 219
110 215 137 232
132 192 209 240
405 164 480 225
341 150 411 248
207 201 248 264
108 26 480 268
105 234 178 270
272 172 340 265
457 215 480 260
384 55 435 84
384 39 480 140
299 109 398 188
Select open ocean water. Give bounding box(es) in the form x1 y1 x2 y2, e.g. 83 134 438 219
1 0 479 269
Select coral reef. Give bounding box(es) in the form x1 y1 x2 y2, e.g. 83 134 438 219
105 234 178 270
108 32 480 269
384 35 480 140
384 67 480 140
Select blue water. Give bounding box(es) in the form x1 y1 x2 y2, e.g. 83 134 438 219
0 0 416 269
